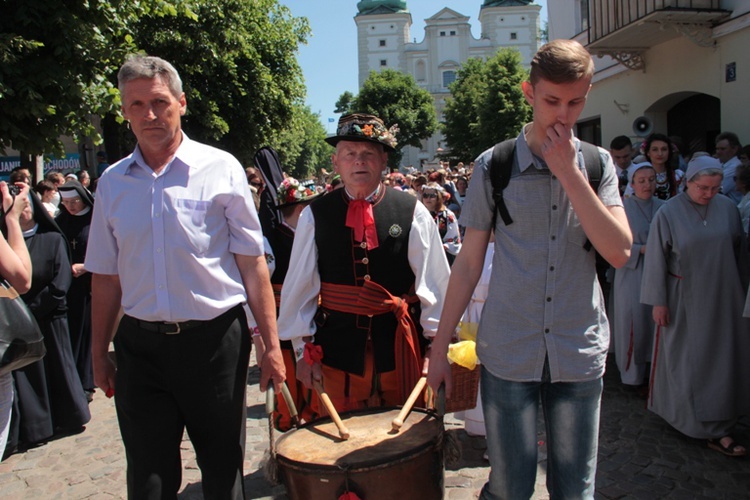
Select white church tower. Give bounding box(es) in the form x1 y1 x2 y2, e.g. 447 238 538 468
355 1 541 169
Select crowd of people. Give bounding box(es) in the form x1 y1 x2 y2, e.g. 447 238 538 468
1 39 749 500
1 165 98 459
609 130 750 458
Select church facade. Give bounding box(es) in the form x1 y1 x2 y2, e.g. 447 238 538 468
354 1 541 169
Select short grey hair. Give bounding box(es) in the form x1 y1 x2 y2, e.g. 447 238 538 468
118 55 183 98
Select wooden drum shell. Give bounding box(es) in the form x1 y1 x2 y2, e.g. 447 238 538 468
275 407 444 499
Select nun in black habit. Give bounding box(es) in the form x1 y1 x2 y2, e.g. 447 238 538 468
55 180 95 398
5 193 90 456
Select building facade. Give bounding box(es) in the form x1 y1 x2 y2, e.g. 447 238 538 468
547 0 750 155
355 1 541 169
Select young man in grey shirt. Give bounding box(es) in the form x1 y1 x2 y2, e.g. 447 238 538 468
427 39 632 499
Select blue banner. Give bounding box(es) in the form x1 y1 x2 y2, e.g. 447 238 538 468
0 154 81 181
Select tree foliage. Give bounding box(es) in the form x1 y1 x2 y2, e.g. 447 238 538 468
334 91 355 114
442 48 531 164
0 0 312 170
273 106 333 180
0 0 195 156
440 58 488 164
128 0 310 165
340 69 437 169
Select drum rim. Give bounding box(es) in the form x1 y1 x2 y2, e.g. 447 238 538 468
274 406 443 471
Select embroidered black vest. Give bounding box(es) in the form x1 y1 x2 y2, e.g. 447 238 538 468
310 187 424 375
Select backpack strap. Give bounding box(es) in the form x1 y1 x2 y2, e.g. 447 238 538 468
579 141 604 251
489 139 605 240
580 141 602 193
489 139 517 227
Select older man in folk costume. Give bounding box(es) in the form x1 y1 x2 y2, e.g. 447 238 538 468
278 113 450 412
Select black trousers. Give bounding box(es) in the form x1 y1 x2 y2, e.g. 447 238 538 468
114 305 250 500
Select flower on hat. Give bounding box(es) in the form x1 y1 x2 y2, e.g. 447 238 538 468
276 177 316 206
347 122 399 149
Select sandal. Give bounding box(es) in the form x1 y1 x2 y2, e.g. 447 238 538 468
707 437 747 457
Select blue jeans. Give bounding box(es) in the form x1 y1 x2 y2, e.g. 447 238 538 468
480 362 602 500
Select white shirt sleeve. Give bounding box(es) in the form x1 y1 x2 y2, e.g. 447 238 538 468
409 201 451 338
277 207 320 360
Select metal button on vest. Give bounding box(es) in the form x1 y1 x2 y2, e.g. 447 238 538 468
362 257 369 265
364 275 371 281
360 242 367 249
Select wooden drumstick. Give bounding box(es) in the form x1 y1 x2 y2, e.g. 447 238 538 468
392 376 428 431
313 380 350 440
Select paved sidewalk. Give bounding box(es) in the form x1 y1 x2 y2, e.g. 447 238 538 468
0 353 747 499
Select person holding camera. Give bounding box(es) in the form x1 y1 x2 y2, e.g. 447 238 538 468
0 180 32 459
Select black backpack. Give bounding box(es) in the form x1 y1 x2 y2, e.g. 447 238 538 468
489 139 604 251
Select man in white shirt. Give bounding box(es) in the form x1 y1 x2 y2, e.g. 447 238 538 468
609 135 636 198
85 55 284 499
715 131 743 203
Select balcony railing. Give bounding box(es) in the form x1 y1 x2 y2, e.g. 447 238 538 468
588 0 722 44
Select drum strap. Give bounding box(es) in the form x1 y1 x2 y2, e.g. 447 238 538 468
320 281 421 402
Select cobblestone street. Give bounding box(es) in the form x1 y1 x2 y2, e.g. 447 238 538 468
1 352 748 499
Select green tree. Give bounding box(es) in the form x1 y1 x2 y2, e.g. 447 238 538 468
274 105 333 180
129 0 310 165
477 49 531 151
334 91 354 114
342 69 437 169
0 0 194 157
441 58 488 164
442 48 531 163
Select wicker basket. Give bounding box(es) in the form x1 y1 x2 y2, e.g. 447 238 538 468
444 363 480 413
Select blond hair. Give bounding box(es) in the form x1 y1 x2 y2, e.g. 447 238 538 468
530 39 594 86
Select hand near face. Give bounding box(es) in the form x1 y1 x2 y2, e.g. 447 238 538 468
541 122 578 179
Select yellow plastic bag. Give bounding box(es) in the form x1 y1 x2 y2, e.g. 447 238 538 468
447 321 478 370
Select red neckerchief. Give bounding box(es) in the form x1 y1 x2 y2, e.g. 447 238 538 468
345 198 379 250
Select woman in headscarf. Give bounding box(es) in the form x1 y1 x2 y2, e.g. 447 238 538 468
5 193 90 456
641 155 750 457
55 180 95 400
612 163 664 390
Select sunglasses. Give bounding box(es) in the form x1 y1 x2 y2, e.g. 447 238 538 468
422 193 437 199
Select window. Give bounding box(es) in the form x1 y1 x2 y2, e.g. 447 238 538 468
576 118 601 146
379 39 386 47
579 0 590 31
415 60 426 81
440 31 446 36
442 70 456 88
380 59 387 67
510 32 517 40
450 31 456 36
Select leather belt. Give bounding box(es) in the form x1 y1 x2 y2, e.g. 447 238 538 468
125 305 243 334
128 317 206 334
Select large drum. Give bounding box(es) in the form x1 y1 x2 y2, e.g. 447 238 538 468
275 407 444 499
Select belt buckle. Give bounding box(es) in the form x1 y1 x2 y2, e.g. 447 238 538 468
164 322 181 334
